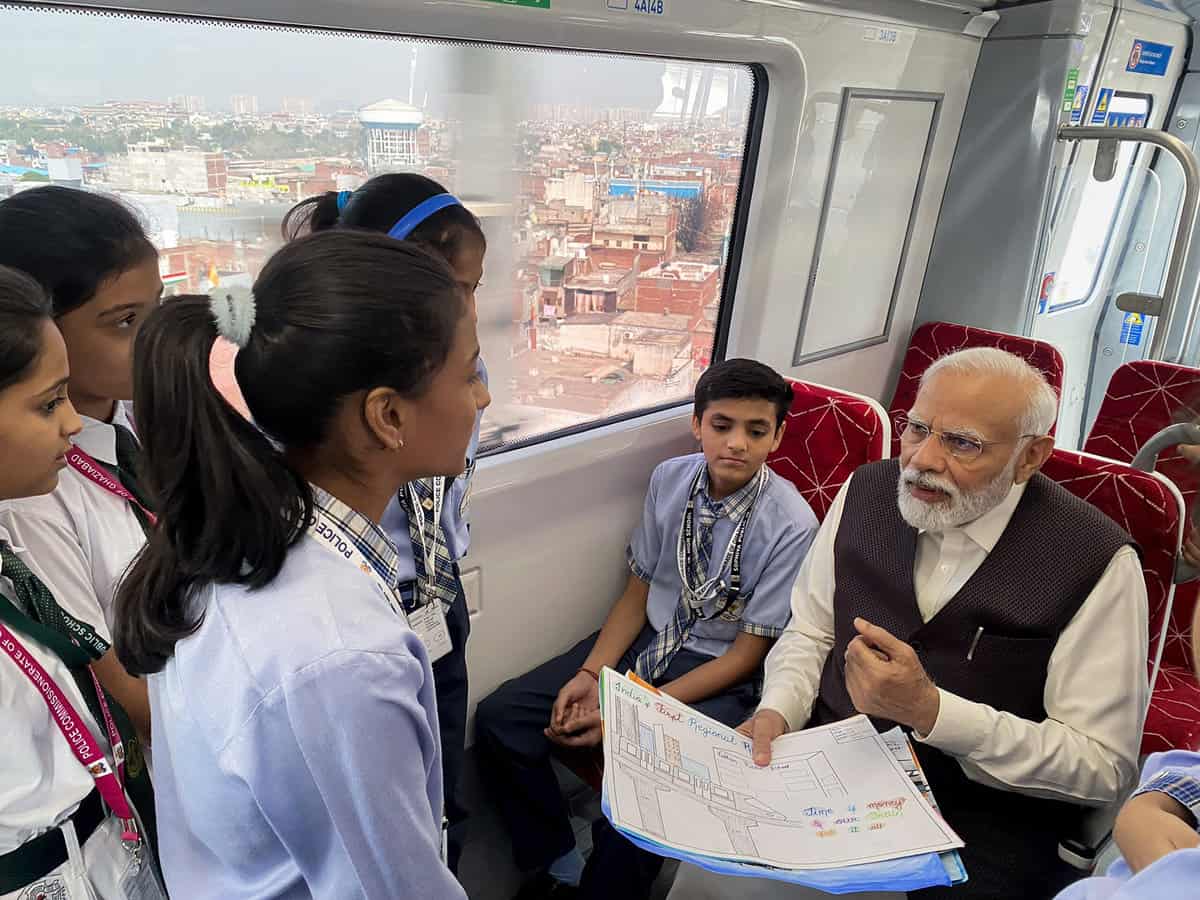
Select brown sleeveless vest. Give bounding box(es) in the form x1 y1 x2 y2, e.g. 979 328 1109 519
810 459 1133 731
808 460 1136 897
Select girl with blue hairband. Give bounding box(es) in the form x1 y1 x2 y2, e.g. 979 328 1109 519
284 174 487 875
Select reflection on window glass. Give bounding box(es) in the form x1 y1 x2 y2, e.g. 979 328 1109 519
1048 93 1151 311
0 6 757 452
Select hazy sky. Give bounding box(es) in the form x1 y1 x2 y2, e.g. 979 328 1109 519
0 5 748 114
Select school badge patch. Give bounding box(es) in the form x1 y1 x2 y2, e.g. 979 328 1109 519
717 594 747 622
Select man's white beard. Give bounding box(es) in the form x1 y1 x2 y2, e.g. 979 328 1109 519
896 457 1017 532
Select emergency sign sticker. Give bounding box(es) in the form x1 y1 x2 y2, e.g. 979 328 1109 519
1126 40 1173 76
1120 312 1144 346
1062 68 1080 114
1108 112 1146 128
1091 88 1113 125
1070 85 1090 124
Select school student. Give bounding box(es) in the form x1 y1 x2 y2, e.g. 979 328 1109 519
475 358 819 900
1054 594 1200 899
284 173 487 871
112 231 489 899
0 265 162 899
0 186 163 742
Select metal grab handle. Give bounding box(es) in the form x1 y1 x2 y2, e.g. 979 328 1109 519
1057 127 1200 362
1131 422 1200 582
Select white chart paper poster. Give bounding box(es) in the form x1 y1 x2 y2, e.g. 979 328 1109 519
600 670 964 871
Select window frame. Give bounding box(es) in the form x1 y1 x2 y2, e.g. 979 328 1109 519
790 87 943 367
4 3 768 459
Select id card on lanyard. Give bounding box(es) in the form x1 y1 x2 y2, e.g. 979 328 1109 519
0 623 144 864
404 479 454 653
675 464 767 616
306 508 451 663
406 479 445 602
66 446 157 526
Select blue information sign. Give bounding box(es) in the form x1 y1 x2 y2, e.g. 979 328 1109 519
1126 40 1173 76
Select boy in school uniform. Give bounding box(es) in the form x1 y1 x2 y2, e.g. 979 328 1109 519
475 358 820 900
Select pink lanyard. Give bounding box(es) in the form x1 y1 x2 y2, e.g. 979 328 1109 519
0 621 141 849
65 445 157 527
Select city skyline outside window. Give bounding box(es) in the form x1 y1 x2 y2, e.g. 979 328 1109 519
0 5 759 450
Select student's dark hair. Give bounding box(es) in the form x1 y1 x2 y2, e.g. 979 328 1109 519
114 231 465 675
0 266 53 392
693 358 793 429
281 173 486 265
0 186 157 317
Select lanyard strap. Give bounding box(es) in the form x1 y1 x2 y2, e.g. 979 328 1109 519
0 622 140 847
65 446 157 526
0 590 105 668
675 464 766 611
404 479 445 599
306 509 404 617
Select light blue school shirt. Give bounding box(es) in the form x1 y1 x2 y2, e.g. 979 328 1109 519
628 452 819 659
1055 750 1200 900
384 358 488 582
148 488 464 900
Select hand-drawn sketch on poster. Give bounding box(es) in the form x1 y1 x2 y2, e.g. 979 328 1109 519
601 670 963 871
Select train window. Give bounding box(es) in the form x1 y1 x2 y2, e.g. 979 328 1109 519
793 89 940 364
0 4 762 454
1046 92 1152 312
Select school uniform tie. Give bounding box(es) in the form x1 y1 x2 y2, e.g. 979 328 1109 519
96 422 155 534
402 477 460 615
0 542 161 871
0 543 109 657
112 423 154 511
635 493 723 682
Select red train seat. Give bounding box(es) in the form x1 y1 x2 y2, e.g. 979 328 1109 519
888 321 1065 456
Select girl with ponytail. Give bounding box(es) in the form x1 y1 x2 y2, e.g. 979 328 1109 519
115 230 488 898
284 174 487 872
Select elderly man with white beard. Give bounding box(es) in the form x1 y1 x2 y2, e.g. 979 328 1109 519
666 348 1148 900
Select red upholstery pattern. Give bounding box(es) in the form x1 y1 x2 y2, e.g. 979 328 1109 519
767 379 889 522
1081 360 1200 751
887 322 1066 456
1040 449 1190 753
1145 665 1200 752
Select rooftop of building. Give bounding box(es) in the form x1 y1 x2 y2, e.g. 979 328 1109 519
565 268 634 290
509 350 640 416
639 259 720 281
612 311 692 331
558 313 619 326
359 98 423 127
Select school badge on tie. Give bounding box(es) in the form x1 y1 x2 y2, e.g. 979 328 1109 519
125 736 145 780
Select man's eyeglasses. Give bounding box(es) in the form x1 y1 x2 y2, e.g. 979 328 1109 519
897 416 1042 462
